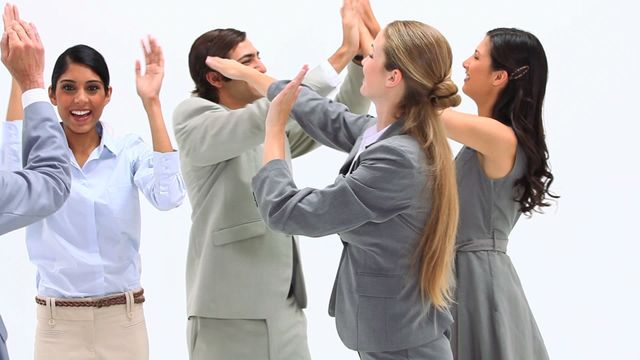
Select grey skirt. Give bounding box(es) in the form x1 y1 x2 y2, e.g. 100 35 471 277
451 251 549 360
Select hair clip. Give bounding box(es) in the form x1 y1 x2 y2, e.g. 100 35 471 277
510 65 530 80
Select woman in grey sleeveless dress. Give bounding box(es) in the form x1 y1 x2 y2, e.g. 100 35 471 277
442 28 558 359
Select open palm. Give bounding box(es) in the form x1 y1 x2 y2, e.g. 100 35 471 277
135 36 164 101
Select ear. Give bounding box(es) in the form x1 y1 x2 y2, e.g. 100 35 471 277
492 69 509 88
48 86 57 105
385 69 403 88
206 71 225 89
104 86 113 105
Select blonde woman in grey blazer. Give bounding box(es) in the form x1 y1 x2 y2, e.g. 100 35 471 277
209 20 462 360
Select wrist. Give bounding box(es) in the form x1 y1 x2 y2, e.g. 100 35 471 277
141 96 161 108
17 77 45 91
339 43 359 59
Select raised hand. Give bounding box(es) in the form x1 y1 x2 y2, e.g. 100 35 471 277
205 56 252 81
263 65 309 164
135 36 164 102
1 4 44 90
340 0 360 55
266 65 309 131
357 0 381 37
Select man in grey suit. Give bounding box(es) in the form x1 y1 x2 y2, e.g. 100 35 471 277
172 2 371 359
0 5 72 360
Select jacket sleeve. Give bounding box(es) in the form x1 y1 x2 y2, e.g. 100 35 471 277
128 136 186 211
172 96 271 166
1 120 23 171
0 101 71 235
251 142 419 239
285 62 372 158
269 81 375 154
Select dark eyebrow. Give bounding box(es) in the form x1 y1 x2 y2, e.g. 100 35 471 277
59 79 103 85
237 51 259 63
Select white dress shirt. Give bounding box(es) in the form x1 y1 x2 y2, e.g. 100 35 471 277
1 119 186 298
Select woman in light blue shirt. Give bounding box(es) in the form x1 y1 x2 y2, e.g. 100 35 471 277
1 38 185 360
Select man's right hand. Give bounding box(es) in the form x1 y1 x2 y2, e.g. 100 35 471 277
1 4 45 91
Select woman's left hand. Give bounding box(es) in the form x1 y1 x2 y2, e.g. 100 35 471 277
266 65 309 131
135 36 164 102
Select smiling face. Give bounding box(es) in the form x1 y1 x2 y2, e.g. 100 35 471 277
461 36 507 105
223 39 267 105
49 63 112 136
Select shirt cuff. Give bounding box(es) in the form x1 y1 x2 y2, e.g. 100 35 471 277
22 88 50 109
152 150 180 176
319 60 340 88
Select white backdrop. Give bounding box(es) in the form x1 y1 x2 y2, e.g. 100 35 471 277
0 0 638 359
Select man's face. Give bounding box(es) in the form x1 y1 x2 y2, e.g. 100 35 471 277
223 39 267 106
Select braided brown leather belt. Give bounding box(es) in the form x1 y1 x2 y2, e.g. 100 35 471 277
35 289 145 308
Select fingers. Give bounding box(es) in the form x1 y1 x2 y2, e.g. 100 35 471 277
30 22 41 44
134 59 141 78
205 56 224 71
3 4 18 32
290 64 309 86
148 36 163 67
277 65 308 102
1 31 8 63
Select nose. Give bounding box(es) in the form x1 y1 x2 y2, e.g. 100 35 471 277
462 57 470 70
74 89 88 104
255 60 267 74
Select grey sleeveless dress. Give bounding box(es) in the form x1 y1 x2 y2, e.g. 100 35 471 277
451 146 549 360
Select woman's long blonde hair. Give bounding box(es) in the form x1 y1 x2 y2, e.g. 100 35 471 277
383 21 460 310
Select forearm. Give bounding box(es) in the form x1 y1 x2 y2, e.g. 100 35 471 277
142 97 173 153
328 44 359 74
6 78 23 121
263 125 286 164
239 68 276 98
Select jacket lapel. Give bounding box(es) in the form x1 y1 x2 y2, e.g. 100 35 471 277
339 119 406 175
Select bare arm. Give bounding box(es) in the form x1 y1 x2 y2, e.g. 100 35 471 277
441 108 517 178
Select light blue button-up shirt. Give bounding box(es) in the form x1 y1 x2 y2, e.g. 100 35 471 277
1 120 186 298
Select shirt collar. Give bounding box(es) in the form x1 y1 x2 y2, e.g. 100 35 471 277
96 122 122 157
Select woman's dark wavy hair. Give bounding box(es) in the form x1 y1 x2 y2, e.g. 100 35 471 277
487 27 558 214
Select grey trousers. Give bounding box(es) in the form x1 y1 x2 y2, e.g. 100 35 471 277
187 296 310 360
0 315 9 360
359 332 453 360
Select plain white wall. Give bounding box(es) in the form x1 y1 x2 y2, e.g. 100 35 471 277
1 0 638 359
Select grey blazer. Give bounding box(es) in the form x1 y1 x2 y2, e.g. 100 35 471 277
0 100 72 360
0 101 71 234
251 82 453 352
173 63 370 319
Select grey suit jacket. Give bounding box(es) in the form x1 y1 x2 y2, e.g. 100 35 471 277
251 82 453 352
0 101 71 234
0 100 72 360
173 62 370 319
